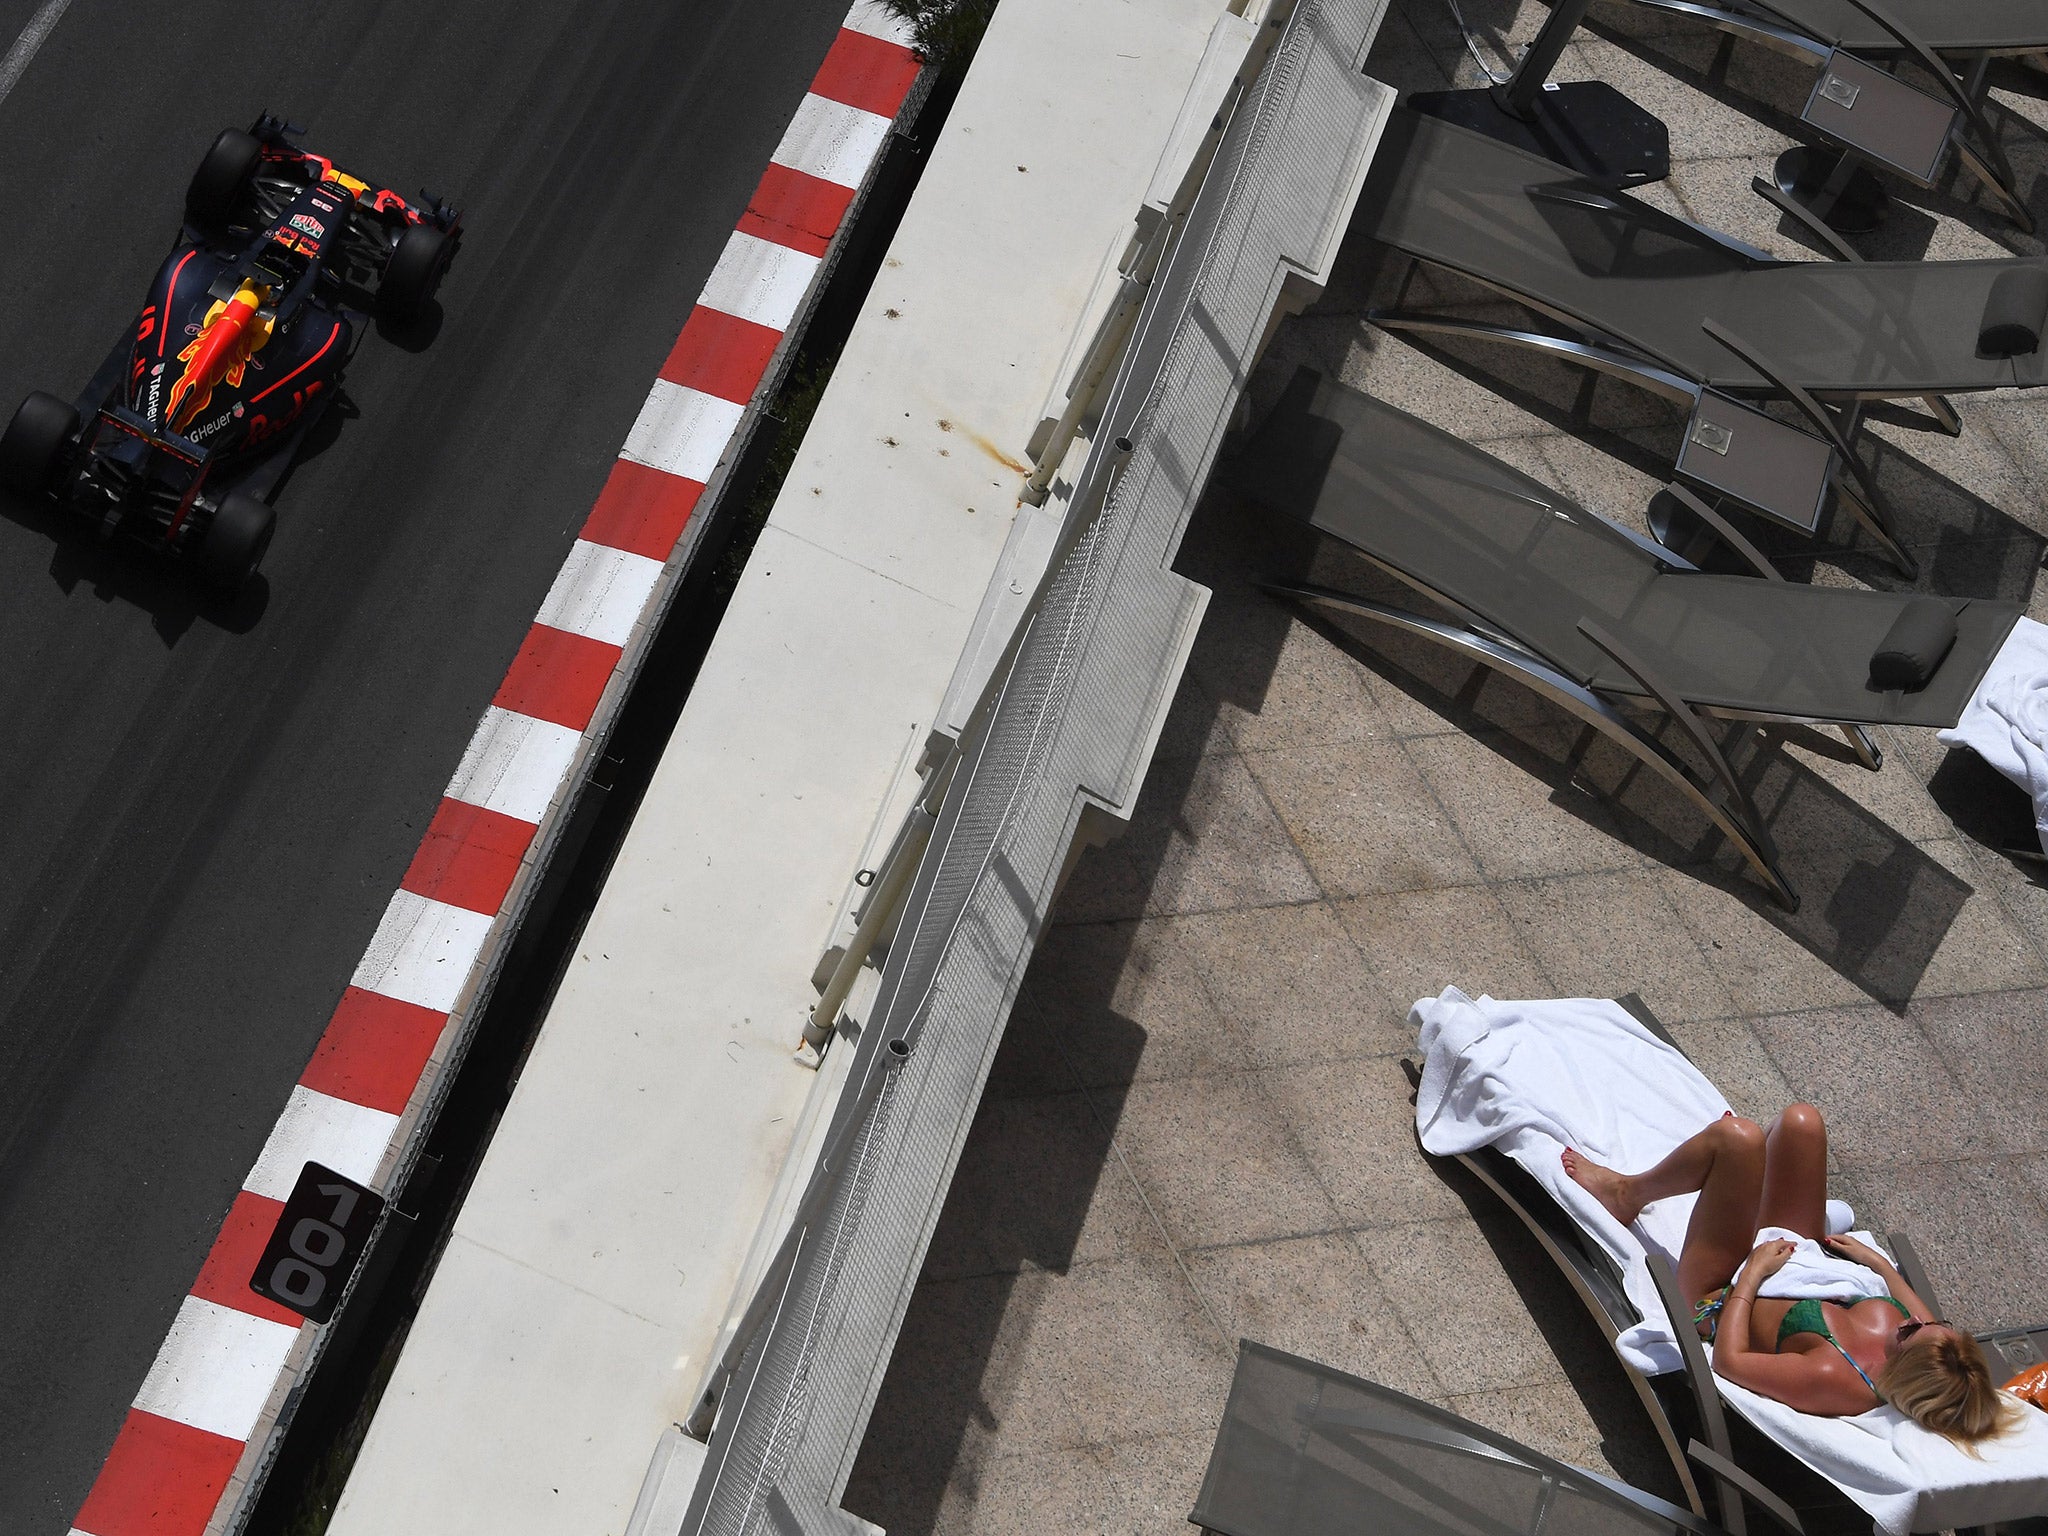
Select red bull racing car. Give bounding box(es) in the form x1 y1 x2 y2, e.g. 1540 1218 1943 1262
0 116 460 591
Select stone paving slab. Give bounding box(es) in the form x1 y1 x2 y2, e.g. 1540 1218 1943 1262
846 2 2048 1530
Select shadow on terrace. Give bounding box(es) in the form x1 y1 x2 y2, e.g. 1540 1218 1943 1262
845 0 2048 1525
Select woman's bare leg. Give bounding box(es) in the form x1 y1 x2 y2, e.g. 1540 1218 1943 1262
1563 1114 1768 1298
1754 1102 1828 1239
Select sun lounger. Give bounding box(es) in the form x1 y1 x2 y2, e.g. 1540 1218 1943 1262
1356 107 2048 571
1360 108 2047 399
1231 366 2023 908
1192 1337 1769 1536
1620 0 2036 232
1630 0 2047 57
1412 987 2048 1535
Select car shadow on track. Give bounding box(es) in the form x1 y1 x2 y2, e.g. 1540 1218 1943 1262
375 299 444 354
269 388 359 495
0 379 380 643
1 489 271 644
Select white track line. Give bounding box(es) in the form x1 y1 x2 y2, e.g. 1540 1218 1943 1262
842 0 916 45
446 707 586 824
772 93 895 189
244 1087 402 1201
699 232 825 332
350 890 496 1013
0 0 75 109
536 541 665 648
134 1297 302 1442
620 380 748 482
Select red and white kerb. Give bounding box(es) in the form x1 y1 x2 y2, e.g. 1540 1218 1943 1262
71 9 920 1534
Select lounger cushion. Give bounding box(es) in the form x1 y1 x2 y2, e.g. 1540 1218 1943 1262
1979 266 2048 358
1869 598 1959 691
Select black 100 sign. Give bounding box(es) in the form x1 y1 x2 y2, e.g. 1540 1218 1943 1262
249 1161 385 1324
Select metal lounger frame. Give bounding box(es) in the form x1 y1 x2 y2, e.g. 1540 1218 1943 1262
1370 207 1928 577
1248 373 2029 910
1445 993 2048 1536
1267 472 1894 912
1616 0 2038 231
1620 0 2048 76
1274 580 1802 907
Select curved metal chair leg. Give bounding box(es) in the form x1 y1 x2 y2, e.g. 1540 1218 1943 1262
1921 394 1963 436
1270 582 1801 909
1576 618 1796 910
1661 483 1780 581
1953 138 2037 236
1841 723 1883 770
1752 172 1865 261
1630 0 1828 58
1832 477 1920 580
1741 176 1963 451
1366 311 1701 402
1699 320 1918 579
1454 1146 1708 1518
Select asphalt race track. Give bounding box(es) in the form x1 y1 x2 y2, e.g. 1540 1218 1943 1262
0 0 854 1526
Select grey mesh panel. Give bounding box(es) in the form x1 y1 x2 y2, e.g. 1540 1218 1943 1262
1359 111 2045 394
1747 0 2048 51
1625 578 2019 724
1190 1341 1693 1536
1234 373 1658 683
1546 1486 1690 1536
1232 372 2022 726
1716 263 2043 394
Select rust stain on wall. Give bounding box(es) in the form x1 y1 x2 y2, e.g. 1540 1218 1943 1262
961 426 1028 476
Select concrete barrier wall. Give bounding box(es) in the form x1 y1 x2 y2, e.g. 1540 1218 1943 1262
678 4 1395 1531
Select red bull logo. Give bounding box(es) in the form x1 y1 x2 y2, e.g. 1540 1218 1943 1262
166 281 273 435
243 381 323 446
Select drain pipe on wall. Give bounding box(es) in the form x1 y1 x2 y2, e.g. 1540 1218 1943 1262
798 810 931 1055
795 5 1303 1042
1021 268 1150 506
797 757 950 1057
798 427 1136 1061
1021 0 1295 506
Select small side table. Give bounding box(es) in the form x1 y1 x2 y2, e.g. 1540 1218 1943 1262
1673 390 1834 536
1768 46 2030 235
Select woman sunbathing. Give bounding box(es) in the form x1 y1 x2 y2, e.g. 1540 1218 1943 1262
1563 1103 2019 1444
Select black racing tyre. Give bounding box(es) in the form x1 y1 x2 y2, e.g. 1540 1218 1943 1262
195 491 276 592
187 129 262 230
378 224 452 321
0 391 78 497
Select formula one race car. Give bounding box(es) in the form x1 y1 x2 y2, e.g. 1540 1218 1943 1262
0 116 460 591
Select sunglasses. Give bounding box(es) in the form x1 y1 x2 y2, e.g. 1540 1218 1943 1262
1897 1318 1953 1344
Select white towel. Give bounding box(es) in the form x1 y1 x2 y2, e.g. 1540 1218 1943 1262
1715 1373 2048 1536
1414 992 1885 1354
1937 616 2048 855
1412 987 2048 1534
1413 986 1724 1373
1748 1225 1888 1303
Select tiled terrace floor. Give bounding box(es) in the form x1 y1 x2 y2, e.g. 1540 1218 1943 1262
845 2 2048 1530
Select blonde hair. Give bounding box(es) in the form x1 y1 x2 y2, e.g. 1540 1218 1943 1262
1876 1331 2023 1451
